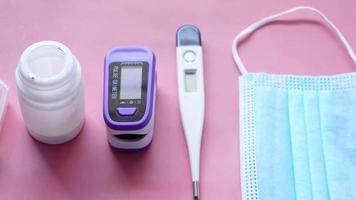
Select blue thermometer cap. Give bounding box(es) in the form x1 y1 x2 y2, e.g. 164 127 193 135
176 25 201 47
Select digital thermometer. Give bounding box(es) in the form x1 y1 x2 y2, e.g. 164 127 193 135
176 25 205 200
103 46 156 150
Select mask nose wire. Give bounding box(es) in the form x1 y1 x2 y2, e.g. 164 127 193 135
232 6 356 76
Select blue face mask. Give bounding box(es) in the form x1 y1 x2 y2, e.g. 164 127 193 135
232 6 356 200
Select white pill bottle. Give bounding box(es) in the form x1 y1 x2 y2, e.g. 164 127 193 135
15 41 85 144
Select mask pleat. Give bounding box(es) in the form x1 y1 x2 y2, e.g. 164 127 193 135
319 89 356 199
303 90 330 199
255 86 296 199
288 90 313 199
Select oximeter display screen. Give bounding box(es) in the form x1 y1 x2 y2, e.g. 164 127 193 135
108 61 149 122
120 66 143 99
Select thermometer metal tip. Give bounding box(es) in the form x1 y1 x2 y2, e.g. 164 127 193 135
193 181 200 200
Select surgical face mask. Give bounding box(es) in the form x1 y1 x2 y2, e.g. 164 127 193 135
232 6 356 200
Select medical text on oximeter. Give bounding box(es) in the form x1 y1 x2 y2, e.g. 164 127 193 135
111 65 119 100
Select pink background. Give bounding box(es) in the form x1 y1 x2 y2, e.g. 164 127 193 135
0 0 356 199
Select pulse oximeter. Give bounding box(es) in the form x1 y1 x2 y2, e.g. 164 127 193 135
103 46 156 150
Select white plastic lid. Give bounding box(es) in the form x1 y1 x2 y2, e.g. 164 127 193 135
18 41 75 90
0 80 8 132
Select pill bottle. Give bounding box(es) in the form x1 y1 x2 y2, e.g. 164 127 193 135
15 41 85 144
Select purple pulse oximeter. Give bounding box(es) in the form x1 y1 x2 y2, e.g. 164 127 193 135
103 46 156 150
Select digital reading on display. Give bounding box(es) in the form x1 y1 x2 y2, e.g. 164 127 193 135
120 66 143 99
184 70 197 92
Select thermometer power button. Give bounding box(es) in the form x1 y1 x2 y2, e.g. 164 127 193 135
183 50 197 63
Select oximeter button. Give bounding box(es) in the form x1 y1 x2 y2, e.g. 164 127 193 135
117 107 137 116
183 50 196 63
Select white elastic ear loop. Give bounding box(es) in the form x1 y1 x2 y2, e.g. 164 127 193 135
232 6 356 75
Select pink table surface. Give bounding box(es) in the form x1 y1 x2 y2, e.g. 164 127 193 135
0 0 355 199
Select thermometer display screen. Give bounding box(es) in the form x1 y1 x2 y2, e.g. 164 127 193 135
185 70 197 92
120 66 143 99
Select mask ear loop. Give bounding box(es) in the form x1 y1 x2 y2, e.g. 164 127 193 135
232 6 356 75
